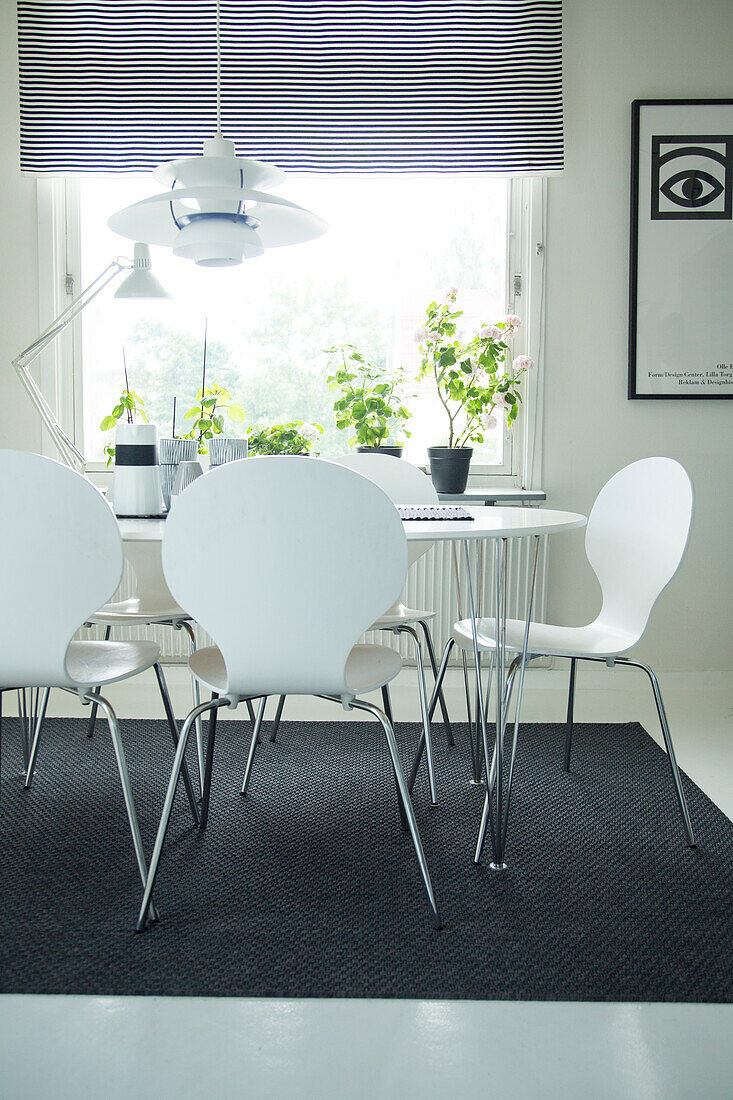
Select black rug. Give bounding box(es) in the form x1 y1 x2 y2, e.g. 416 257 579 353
0 715 731 1002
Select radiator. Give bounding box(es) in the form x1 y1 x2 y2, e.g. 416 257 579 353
80 531 549 669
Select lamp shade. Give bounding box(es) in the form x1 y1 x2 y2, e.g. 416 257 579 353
152 136 284 191
108 139 327 267
109 187 326 256
114 243 171 299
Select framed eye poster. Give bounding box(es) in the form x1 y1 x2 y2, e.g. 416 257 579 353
629 99 733 399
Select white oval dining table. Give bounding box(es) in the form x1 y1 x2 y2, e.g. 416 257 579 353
118 506 587 868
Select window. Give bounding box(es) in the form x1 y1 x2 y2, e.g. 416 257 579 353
40 173 543 483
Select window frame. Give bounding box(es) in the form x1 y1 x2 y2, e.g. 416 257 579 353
36 174 545 488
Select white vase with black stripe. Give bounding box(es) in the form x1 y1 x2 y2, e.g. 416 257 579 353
112 422 165 518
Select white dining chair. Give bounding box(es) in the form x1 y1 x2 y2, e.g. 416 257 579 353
267 453 454 804
0 449 199 897
83 542 257 795
433 457 696 852
136 456 440 931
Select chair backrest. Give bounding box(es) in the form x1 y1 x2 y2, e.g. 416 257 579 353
0 450 124 689
162 456 408 698
587 457 693 645
331 453 437 567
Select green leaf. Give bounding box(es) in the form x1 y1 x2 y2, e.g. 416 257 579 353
228 403 246 422
100 415 117 431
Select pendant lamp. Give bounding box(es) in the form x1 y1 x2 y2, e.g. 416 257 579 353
108 4 326 267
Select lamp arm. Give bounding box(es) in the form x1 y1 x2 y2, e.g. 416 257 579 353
11 258 132 472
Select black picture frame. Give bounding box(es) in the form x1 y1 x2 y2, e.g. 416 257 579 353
628 98 733 400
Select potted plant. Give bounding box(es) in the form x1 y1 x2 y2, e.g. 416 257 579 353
99 361 149 467
100 358 164 517
180 321 247 460
183 381 247 456
416 289 533 493
246 420 323 456
326 344 412 457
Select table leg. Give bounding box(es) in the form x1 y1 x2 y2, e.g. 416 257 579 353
469 534 541 870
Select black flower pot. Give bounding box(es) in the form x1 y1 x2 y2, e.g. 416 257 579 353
356 446 404 458
427 446 473 494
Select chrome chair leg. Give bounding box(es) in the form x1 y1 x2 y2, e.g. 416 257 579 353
240 698 268 797
347 698 441 928
178 620 205 797
81 691 149 890
17 690 29 771
564 657 577 772
380 684 394 725
154 663 200 827
86 625 112 738
200 693 219 828
23 688 50 789
269 696 286 742
136 695 232 931
398 625 436 804
621 659 695 847
407 637 454 794
417 619 454 746
461 651 472 727
381 685 408 828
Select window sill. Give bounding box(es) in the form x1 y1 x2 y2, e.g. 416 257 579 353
436 488 546 505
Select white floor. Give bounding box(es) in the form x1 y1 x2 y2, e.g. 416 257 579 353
2 668 732 1098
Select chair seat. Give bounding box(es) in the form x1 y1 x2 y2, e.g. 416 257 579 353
89 597 189 626
372 603 435 629
452 617 638 660
189 643 402 697
66 639 161 688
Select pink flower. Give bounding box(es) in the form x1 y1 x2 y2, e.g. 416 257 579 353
513 355 534 371
486 415 498 430
444 286 458 302
480 325 502 340
493 393 508 409
504 314 522 331
415 326 430 343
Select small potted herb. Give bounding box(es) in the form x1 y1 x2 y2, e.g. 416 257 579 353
181 321 247 460
99 359 148 467
326 344 412 456
246 420 323 456
416 289 533 493
100 355 164 517
183 381 247 456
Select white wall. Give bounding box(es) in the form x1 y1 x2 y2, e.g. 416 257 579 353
0 0 730 668
542 0 733 670
0 0 41 452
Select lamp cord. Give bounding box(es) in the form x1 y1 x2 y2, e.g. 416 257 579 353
215 0 222 135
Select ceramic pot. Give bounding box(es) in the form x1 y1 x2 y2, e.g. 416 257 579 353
427 446 473 494
159 437 198 511
171 460 204 500
112 422 164 518
356 446 404 457
208 437 249 466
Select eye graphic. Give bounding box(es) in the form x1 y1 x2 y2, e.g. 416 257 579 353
659 169 724 209
651 136 732 220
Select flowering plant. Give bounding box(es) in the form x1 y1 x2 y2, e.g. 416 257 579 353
416 289 533 448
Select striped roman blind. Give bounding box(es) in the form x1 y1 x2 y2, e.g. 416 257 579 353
17 1 563 174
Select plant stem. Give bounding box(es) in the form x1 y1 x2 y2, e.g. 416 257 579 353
172 396 177 438
122 348 132 423
433 353 455 446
